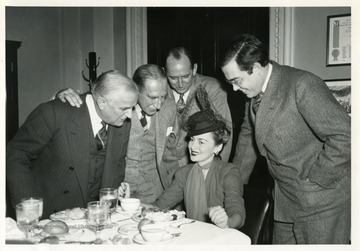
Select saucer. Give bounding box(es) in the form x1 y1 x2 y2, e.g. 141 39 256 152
115 206 142 215
117 223 139 236
132 232 174 245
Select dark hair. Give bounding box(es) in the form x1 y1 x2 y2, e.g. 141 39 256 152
164 46 194 68
220 34 269 74
132 64 167 92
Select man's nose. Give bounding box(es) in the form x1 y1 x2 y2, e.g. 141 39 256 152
232 84 240 91
154 99 162 110
178 78 184 88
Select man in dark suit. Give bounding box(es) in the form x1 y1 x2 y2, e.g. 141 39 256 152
220 34 350 244
49 65 177 204
6 70 138 219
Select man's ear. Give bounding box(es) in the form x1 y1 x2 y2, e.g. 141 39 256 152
192 63 198 76
96 96 106 110
252 62 262 74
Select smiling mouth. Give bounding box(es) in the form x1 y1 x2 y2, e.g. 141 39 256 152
190 151 200 156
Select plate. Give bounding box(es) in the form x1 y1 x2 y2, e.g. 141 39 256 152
132 233 174 245
50 208 87 222
132 210 185 224
39 228 84 238
115 206 142 215
117 223 139 236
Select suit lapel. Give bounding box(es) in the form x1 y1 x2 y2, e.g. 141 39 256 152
255 63 283 156
155 98 176 165
130 110 144 135
67 98 92 202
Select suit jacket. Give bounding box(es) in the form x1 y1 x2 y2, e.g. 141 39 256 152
125 97 177 196
166 73 233 168
6 95 131 218
233 62 351 222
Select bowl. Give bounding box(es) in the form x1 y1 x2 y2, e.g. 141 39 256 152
120 198 140 212
140 224 166 242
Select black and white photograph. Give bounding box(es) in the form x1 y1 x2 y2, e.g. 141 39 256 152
1 1 358 250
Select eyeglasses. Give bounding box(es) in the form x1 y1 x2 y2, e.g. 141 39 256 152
226 77 242 86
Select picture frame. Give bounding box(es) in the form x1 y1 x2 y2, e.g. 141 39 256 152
324 79 351 115
326 14 351 66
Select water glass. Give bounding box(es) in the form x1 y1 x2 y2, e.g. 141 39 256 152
21 197 43 220
99 188 118 213
16 202 39 240
87 201 109 241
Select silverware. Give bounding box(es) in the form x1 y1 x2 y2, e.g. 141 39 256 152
174 220 195 228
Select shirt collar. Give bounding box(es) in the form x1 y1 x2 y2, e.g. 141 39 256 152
86 94 104 137
262 63 273 93
173 88 191 103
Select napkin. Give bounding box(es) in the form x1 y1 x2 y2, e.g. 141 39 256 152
6 217 25 240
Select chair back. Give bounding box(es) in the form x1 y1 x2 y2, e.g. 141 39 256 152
239 187 273 244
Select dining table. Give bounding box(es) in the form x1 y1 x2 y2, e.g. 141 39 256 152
5 205 251 246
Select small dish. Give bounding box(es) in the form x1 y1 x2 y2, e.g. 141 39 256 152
50 208 87 222
117 223 139 236
132 232 174 245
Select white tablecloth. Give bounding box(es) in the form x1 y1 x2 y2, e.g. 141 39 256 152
6 209 251 245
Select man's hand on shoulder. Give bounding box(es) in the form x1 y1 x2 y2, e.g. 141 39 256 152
55 88 83 108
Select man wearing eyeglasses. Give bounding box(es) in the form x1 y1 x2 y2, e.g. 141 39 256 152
220 34 350 244
6 70 138 218
161 46 233 181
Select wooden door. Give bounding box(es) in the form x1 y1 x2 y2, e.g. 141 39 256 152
148 7 271 190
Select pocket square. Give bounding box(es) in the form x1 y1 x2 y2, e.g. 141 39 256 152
166 127 174 137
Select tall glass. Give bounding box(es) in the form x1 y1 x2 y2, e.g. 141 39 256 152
16 202 39 240
87 201 109 241
99 188 118 213
21 197 43 220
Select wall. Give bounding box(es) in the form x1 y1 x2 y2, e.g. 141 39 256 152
6 7 127 126
292 7 351 80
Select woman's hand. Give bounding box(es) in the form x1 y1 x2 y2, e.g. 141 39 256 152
56 88 83 108
118 182 130 201
209 206 229 228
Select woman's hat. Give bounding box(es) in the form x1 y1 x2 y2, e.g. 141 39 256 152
186 109 225 137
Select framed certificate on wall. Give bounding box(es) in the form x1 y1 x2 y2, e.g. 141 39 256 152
326 14 351 66
325 79 351 115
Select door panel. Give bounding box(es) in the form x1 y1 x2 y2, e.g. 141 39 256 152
147 7 271 190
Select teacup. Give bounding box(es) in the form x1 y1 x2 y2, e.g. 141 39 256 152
120 198 140 212
140 224 166 242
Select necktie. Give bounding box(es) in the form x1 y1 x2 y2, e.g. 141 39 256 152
252 92 263 115
177 93 186 114
139 110 147 128
95 121 107 150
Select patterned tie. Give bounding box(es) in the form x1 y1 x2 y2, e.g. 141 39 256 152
95 121 107 150
252 92 264 115
139 110 148 128
177 93 186 114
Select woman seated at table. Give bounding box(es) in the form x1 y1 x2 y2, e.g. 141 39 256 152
121 107 245 229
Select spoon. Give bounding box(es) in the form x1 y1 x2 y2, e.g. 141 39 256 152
174 220 195 228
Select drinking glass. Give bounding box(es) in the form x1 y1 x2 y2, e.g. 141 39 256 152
21 197 43 220
87 201 109 241
16 202 39 241
99 188 118 213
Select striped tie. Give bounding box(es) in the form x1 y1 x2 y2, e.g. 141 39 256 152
95 121 107 150
252 92 263 115
177 93 186 114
